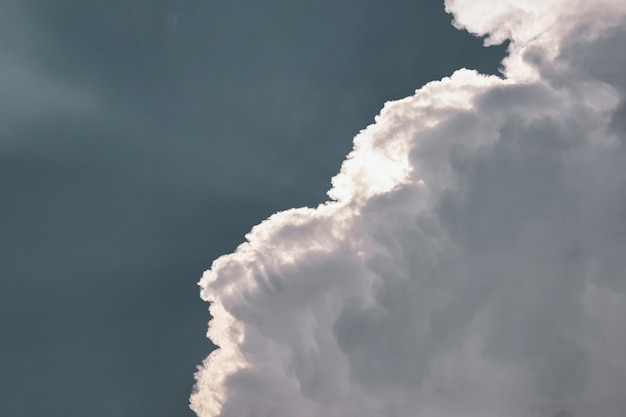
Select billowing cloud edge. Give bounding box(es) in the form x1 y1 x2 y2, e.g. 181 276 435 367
191 1 626 416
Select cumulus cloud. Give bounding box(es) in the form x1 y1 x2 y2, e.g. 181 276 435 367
191 0 626 416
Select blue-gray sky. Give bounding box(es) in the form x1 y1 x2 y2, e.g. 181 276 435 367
0 1 506 416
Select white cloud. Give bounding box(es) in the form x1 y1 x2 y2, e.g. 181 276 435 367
191 1 626 416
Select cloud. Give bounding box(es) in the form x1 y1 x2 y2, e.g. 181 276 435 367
191 1 626 416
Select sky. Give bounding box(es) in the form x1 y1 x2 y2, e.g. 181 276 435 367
191 0 626 416
0 1 508 417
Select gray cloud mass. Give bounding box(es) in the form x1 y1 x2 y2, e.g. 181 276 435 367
192 1 626 416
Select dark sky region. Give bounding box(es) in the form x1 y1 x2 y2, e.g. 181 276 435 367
0 1 506 416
